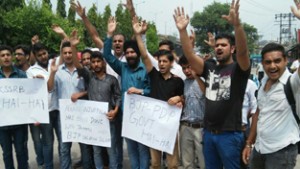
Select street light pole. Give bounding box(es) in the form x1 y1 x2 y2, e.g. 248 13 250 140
135 1 145 13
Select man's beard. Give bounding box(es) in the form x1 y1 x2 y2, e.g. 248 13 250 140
127 57 139 69
38 60 49 68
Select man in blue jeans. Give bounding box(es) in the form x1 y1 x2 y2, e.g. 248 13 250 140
174 0 251 168
70 31 122 168
48 41 92 169
103 16 151 169
0 45 29 169
25 42 61 169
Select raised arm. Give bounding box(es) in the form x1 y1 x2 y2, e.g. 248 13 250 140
132 16 153 73
123 0 136 19
174 7 204 75
222 0 250 71
52 24 68 39
291 0 300 19
291 0 300 76
47 59 58 92
189 29 196 49
192 70 206 93
52 24 68 65
102 16 123 75
71 1 103 49
69 30 83 70
204 32 215 48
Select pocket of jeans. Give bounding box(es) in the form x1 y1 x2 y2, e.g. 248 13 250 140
233 132 244 150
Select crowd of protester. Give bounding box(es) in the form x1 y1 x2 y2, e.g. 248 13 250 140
1 0 300 169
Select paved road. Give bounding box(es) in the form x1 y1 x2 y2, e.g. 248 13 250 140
0 136 131 169
1 136 300 169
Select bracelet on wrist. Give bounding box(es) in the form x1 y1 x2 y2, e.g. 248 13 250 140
245 144 253 148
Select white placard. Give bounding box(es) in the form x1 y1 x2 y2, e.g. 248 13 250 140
0 78 49 126
59 99 111 147
122 93 182 154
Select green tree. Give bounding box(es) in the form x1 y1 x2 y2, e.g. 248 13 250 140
0 0 25 11
42 0 52 9
191 2 231 53
146 22 159 54
101 5 112 38
0 0 26 44
115 4 132 40
84 3 104 47
190 2 258 53
243 23 259 53
67 6 76 24
2 0 84 53
57 0 66 18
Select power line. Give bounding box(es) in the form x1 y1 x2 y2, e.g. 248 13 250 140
247 0 282 13
275 13 297 44
240 8 272 16
243 0 281 14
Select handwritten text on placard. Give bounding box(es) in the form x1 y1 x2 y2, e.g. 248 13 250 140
122 93 181 154
59 99 111 147
0 79 49 126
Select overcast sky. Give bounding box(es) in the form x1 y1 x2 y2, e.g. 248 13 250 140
51 0 299 42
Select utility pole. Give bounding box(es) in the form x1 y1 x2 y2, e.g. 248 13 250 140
275 13 296 44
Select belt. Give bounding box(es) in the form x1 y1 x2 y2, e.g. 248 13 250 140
181 121 204 128
208 129 223 134
241 125 247 132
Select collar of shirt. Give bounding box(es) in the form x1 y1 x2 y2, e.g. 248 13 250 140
0 66 18 77
61 64 78 73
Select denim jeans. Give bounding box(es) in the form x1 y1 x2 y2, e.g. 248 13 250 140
0 125 29 169
115 111 123 169
58 112 92 169
38 110 62 169
93 120 118 169
50 110 61 157
203 129 244 169
30 124 44 166
250 144 297 169
125 138 150 169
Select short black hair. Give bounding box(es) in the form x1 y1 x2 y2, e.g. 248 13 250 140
61 41 71 49
32 42 47 55
215 33 235 46
152 50 160 56
159 40 174 51
91 51 104 61
81 49 93 56
14 45 30 56
0 45 13 53
261 43 286 60
124 40 140 57
157 50 174 62
178 55 189 65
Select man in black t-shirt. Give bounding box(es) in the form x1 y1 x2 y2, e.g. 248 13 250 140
133 16 184 169
174 1 251 169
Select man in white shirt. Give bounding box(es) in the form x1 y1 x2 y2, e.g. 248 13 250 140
27 42 59 169
242 43 300 169
241 79 258 135
290 57 299 73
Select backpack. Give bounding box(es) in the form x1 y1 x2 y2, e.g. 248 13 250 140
284 75 300 153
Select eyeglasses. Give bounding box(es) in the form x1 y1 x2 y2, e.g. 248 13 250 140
14 53 25 56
